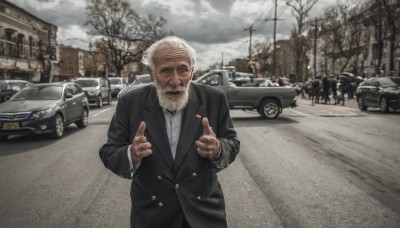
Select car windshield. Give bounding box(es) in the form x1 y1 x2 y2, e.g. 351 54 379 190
0 82 26 91
74 79 98 87
109 78 122 85
379 78 400 87
11 85 62 100
132 76 151 85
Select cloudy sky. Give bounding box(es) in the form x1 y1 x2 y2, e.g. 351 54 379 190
12 0 338 71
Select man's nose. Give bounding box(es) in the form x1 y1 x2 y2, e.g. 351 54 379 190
169 71 181 87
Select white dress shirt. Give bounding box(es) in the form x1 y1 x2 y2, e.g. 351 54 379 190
127 109 183 172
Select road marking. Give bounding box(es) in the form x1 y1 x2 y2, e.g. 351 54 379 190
93 108 113 117
288 108 312 117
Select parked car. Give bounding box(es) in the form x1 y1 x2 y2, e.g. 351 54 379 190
74 77 112 108
117 74 152 98
0 82 89 141
0 80 30 103
109 77 127 98
355 77 400 112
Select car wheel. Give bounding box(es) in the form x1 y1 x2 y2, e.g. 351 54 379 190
75 109 89 128
51 114 64 139
97 96 103 108
380 97 389 113
357 97 367 111
258 99 280 119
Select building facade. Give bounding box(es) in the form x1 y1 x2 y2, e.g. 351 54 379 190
0 0 57 82
55 45 105 82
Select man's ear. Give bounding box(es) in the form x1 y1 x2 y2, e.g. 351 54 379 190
147 67 155 81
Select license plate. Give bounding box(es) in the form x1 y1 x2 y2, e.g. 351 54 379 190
2 122 19 129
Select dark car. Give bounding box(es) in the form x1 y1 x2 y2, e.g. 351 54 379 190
0 82 89 141
74 77 112 108
0 80 30 103
117 74 152 98
355 77 400 112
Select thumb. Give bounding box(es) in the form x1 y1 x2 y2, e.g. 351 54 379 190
202 117 212 135
136 121 146 137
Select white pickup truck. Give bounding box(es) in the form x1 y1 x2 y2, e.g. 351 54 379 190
195 70 297 119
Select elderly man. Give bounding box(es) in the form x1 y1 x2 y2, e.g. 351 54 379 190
99 36 240 228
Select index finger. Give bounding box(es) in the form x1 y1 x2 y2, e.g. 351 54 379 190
136 121 146 137
202 117 212 135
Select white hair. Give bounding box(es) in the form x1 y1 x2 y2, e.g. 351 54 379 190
141 36 197 70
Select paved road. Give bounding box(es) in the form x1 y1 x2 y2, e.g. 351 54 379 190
1 99 399 228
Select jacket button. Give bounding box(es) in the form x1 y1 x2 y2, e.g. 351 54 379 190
175 184 179 190
197 196 201 200
152 196 156 200
157 175 162 180
192 172 197 177
158 202 163 207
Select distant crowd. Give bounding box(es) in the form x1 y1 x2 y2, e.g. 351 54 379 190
302 75 363 106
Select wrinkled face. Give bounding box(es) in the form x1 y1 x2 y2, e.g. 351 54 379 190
149 44 193 111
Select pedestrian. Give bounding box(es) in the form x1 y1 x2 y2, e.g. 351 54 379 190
311 77 321 105
322 75 330 104
339 76 347 105
99 36 240 228
330 75 338 105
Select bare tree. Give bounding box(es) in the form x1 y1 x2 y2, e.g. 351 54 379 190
253 39 272 77
321 3 365 75
85 0 169 77
286 0 319 81
368 0 400 76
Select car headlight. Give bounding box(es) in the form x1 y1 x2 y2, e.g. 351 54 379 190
31 108 54 119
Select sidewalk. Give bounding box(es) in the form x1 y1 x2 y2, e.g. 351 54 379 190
297 95 358 109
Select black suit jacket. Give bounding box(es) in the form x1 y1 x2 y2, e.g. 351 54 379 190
99 82 240 228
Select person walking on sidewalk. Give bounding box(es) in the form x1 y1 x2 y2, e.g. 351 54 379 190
322 75 331 104
330 75 338 105
339 76 347 105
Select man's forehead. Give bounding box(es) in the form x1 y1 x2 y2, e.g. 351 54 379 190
153 44 190 64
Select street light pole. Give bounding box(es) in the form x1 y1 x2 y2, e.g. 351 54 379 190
306 18 324 79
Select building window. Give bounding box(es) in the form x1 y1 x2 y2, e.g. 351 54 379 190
17 34 24 58
29 36 33 58
4 28 17 57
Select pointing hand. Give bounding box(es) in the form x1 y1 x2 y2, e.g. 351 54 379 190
195 117 220 159
130 121 152 165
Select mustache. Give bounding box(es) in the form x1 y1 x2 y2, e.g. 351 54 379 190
162 85 187 93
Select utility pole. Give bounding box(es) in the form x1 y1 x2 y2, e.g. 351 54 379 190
306 18 324 79
221 52 224 68
265 0 285 76
244 24 256 61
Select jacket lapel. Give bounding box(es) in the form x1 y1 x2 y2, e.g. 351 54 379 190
174 84 205 170
141 86 174 169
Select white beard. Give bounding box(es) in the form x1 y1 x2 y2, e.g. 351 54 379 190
154 81 190 112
